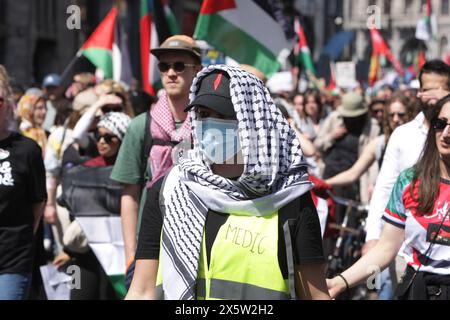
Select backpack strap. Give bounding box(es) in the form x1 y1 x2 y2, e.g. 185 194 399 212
143 110 153 164
279 195 302 300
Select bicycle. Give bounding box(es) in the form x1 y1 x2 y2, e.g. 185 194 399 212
324 190 371 300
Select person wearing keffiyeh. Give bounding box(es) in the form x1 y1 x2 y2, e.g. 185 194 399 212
127 65 330 300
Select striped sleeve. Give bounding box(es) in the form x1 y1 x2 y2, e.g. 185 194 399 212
382 169 414 229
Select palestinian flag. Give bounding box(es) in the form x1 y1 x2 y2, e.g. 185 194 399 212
162 0 180 35
294 17 316 76
80 7 118 79
140 0 159 95
78 7 133 85
368 27 404 86
113 18 133 85
416 0 438 41
140 0 177 95
76 217 126 299
194 0 294 78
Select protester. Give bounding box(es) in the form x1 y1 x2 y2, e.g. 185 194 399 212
303 89 327 140
361 60 450 299
315 92 380 205
44 89 98 245
110 35 203 290
126 66 330 300
325 93 416 188
364 60 450 255
0 67 47 300
369 99 387 129
293 92 317 141
54 112 131 300
327 94 450 300
17 90 48 154
65 72 96 100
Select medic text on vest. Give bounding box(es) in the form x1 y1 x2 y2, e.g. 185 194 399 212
225 224 269 254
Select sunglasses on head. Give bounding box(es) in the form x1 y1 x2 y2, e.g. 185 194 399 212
432 118 450 131
157 61 196 74
94 131 118 144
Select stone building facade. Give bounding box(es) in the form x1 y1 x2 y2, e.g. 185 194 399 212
0 0 199 87
343 0 450 66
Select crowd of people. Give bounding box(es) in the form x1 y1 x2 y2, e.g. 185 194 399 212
0 33 449 301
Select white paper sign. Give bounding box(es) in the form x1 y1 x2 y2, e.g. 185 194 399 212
335 61 358 89
40 264 71 300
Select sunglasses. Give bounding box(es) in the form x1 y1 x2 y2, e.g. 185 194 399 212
94 131 118 144
0 97 4 106
388 112 406 118
101 105 123 113
157 61 196 74
432 118 450 131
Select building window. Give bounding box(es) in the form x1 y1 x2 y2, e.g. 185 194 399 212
383 0 391 14
443 0 450 14
419 0 427 13
404 0 413 14
368 0 377 6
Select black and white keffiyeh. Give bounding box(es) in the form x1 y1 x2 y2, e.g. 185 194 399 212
160 65 312 300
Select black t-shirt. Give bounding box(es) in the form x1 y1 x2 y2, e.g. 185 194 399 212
136 177 325 279
323 133 359 179
0 132 47 274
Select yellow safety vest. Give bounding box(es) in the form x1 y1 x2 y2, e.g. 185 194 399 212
156 212 293 300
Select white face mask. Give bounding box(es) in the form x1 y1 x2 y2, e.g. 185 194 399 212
194 118 241 164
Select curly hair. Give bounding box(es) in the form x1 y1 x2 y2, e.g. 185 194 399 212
382 92 417 144
0 65 18 131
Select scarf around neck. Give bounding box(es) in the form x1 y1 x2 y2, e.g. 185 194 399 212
147 91 191 188
160 65 312 300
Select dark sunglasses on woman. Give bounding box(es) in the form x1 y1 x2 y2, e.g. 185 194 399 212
157 61 196 74
432 118 450 131
94 131 118 144
101 104 123 114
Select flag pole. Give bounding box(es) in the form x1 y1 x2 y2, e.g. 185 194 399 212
60 50 83 87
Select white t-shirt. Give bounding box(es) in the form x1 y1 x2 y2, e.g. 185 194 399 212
366 112 428 241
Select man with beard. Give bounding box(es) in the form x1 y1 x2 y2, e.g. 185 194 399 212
363 60 450 294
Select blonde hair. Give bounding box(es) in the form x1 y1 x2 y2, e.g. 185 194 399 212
95 80 134 117
0 65 18 131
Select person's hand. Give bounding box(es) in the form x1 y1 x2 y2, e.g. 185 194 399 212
94 94 123 110
326 277 346 300
417 87 449 106
361 239 378 256
44 204 58 225
332 126 347 140
53 252 71 268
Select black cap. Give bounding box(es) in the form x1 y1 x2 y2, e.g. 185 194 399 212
184 70 235 117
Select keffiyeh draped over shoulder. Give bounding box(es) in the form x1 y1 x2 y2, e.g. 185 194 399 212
160 65 312 300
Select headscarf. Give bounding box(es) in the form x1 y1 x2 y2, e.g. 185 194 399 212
159 65 312 300
97 112 131 141
17 90 47 151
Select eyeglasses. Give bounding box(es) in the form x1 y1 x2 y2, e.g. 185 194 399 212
94 131 118 144
157 61 196 74
432 118 450 131
389 112 406 118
